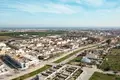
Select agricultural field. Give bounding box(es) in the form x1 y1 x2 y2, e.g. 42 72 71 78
0 36 12 41
0 31 65 37
0 31 66 41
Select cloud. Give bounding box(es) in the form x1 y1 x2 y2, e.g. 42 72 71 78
60 0 120 9
83 0 104 7
0 0 120 15
59 0 104 6
7 2 80 14
60 0 81 3
45 3 77 14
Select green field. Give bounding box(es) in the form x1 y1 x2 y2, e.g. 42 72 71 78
0 31 65 40
100 49 120 71
89 72 120 80
12 65 52 80
0 31 65 36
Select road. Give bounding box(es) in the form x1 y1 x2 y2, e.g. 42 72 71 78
76 66 102 80
60 46 97 64
5 44 97 80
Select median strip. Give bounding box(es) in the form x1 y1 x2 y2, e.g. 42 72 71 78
12 65 52 80
54 44 97 63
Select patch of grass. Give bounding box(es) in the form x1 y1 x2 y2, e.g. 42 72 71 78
67 56 82 64
12 65 52 80
89 72 120 80
100 49 120 71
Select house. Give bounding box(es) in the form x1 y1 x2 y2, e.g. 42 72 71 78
0 43 6 47
86 53 99 60
81 57 92 63
81 57 91 63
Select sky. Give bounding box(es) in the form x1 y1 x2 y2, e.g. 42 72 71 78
0 0 120 28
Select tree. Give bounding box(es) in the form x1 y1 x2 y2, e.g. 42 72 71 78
104 66 110 71
106 39 111 45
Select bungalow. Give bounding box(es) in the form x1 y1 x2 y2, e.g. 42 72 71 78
86 53 99 60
